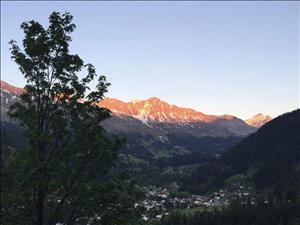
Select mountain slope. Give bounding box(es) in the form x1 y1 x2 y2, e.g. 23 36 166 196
99 97 218 123
1 80 256 138
0 80 23 95
99 97 256 138
245 113 272 127
184 109 300 194
1 81 22 122
222 109 300 188
0 80 250 157
0 80 255 185
0 80 249 188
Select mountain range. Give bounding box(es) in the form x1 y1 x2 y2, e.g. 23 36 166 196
0 80 271 132
1 80 299 197
99 97 272 128
0 80 272 163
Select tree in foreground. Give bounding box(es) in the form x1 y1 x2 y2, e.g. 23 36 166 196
1 11 143 225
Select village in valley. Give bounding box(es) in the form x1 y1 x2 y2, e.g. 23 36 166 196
139 182 256 221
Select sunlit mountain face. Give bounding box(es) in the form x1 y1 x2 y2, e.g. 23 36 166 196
100 97 220 124
99 97 269 128
1 80 267 139
1 81 23 121
0 80 23 95
1 80 23 107
245 113 272 128
98 97 274 138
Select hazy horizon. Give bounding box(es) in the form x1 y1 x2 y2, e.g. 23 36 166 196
1 1 299 119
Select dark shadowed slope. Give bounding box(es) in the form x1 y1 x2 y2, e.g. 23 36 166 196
184 109 300 194
223 109 300 189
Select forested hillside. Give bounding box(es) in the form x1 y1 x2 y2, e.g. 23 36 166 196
182 109 300 196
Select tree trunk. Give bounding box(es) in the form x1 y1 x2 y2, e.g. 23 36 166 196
36 189 44 225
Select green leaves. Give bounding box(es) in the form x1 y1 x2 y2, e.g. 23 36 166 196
3 11 144 225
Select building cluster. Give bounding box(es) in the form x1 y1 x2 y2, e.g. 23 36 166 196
138 184 255 221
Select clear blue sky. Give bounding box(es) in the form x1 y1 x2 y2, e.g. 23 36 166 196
1 1 299 119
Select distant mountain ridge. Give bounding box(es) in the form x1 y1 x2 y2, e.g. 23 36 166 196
99 97 272 130
0 80 23 95
0 80 270 129
0 80 251 178
245 113 272 127
0 80 281 189
1 81 23 121
99 97 236 124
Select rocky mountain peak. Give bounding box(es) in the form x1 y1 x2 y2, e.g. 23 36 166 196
0 80 23 95
245 113 272 127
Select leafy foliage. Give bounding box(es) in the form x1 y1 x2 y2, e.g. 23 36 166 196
1 11 143 225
